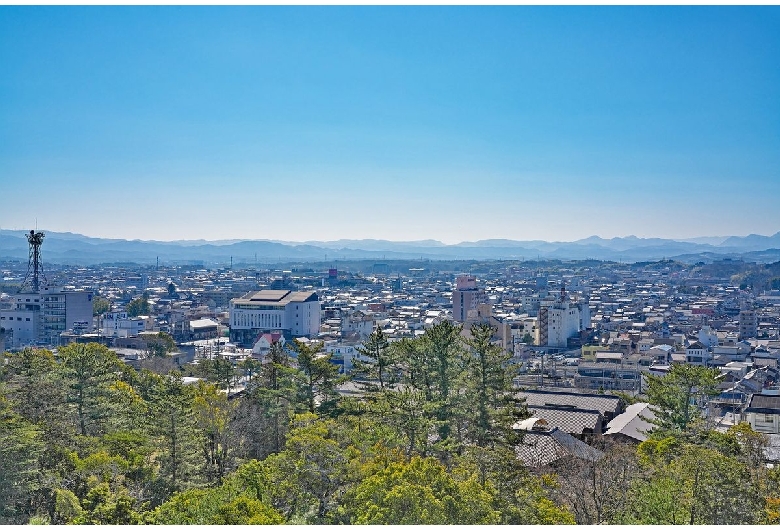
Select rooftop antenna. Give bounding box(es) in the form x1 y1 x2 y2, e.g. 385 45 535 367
21 229 46 292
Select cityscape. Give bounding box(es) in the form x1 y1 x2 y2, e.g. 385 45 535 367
2 5 780 526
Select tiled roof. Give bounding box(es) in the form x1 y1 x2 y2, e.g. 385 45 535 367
604 402 656 441
527 405 603 435
515 428 604 467
518 389 622 416
747 393 780 412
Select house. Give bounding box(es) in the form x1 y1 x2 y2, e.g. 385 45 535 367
518 389 623 423
514 418 604 467
189 318 219 340
252 332 285 358
745 390 780 434
524 405 605 437
603 402 656 443
686 341 712 367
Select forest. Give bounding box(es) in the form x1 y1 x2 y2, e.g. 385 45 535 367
1 321 780 524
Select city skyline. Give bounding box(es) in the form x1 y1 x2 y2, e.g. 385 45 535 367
2 6 779 244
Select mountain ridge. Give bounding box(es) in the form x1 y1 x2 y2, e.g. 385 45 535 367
1 229 779 265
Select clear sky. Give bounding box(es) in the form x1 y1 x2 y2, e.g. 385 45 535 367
1 6 779 244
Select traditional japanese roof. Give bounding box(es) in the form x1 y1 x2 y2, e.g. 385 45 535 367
518 389 622 417
604 402 656 442
746 393 780 413
526 405 603 435
514 427 604 467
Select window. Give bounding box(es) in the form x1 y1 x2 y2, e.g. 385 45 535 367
766 414 774 422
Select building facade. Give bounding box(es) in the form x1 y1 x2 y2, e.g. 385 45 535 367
452 275 488 323
229 289 321 345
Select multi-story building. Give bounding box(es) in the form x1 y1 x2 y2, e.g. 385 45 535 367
452 275 488 323
101 311 150 338
0 292 41 348
739 309 758 340
229 289 321 346
538 288 589 349
0 288 93 347
40 287 94 344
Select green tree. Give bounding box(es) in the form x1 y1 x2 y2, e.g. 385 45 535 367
144 332 177 358
92 297 110 317
416 320 464 445
57 343 125 436
293 340 340 414
626 437 763 524
141 372 200 500
353 327 394 390
232 342 301 460
193 382 236 485
242 413 350 523
339 454 500 524
455 445 575 524
0 388 43 524
147 484 283 524
126 294 150 318
644 363 720 433
461 323 524 448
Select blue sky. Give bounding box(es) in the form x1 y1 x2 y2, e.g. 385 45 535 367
1 6 779 243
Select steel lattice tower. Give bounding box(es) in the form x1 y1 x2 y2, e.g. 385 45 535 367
21 230 46 292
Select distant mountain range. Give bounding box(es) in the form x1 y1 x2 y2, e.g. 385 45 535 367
1 230 780 266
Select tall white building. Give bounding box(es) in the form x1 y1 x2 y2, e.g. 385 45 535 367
0 288 93 347
452 275 488 323
537 287 590 349
229 289 321 345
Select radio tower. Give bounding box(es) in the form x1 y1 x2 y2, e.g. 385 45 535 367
21 230 46 293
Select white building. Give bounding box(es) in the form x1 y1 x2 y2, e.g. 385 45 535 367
101 311 150 338
0 288 93 347
697 326 719 348
229 289 321 346
537 288 589 349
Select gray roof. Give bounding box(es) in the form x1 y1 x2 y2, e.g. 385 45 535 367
515 428 604 467
604 402 656 442
527 406 603 435
746 393 780 413
232 289 318 306
518 389 622 417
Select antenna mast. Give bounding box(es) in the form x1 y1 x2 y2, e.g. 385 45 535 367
21 230 46 292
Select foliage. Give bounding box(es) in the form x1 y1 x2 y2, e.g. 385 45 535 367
292 339 342 414
126 294 150 318
92 296 111 317
143 332 177 357
644 363 720 432
339 454 500 524
353 327 395 390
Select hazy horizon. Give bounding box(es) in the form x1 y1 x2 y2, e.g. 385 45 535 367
2 6 779 243
1 226 776 246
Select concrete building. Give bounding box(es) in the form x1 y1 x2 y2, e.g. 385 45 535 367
0 288 93 347
452 275 488 323
40 288 94 344
0 293 41 348
101 311 149 338
538 292 589 349
740 309 758 340
229 289 321 346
